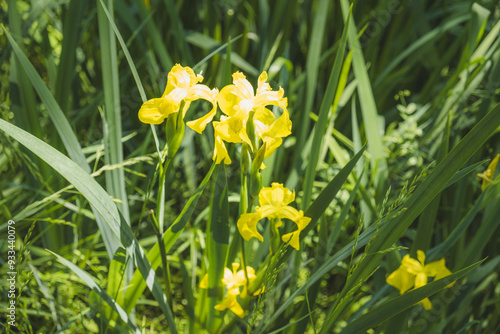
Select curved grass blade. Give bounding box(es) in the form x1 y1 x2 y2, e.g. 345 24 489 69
2 25 88 171
0 119 177 333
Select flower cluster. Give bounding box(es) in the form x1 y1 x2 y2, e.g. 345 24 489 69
237 183 311 250
138 64 291 165
214 71 291 164
199 263 257 318
386 250 453 310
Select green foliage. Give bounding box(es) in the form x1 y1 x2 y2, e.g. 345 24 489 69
1 0 499 333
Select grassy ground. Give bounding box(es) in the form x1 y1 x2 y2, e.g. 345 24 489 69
1 0 500 333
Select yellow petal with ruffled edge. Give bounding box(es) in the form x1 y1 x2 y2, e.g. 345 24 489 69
237 212 263 242
163 64 201 97
138 97 177 124
259 183 295 207
402 253 424 275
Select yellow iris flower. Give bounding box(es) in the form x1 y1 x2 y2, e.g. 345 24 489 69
138 64 218 133
212 71 291 164
477 153 499 191
199 263 256 318
237 183 311 250
386 250 453 310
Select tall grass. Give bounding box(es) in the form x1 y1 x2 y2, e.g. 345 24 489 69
1 0 499 333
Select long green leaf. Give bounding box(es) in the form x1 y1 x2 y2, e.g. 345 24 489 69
302 7 351 209
2 25 88 171
0 119 177 333
340 0 388 197
205 164 230 331
294 0 330 161
97 0 130 220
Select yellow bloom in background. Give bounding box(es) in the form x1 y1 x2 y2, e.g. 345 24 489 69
237 183 311 250
138 64 218 133
477 153 499 191
199 263 256 318
386 250 453 310
212 71 290 164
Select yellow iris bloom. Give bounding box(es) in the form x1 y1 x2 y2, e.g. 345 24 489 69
199 263 256 318
138 64 218 133
386 250 453 310
477 153 499 191
237 183 311 250
212 71 290 164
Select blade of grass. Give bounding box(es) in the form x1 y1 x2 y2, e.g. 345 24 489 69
302 6 351 209
2 25 89 172
411 111 451 255
54 0 85 113
340 0 388 199
205 164 230 331
97 0 130 221
293 0 330 176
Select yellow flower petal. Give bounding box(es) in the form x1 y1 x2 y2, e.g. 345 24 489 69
402 254 423 275
138 97 176 124
213 134 231 165
218 85 243 117
386 265 416 294
199 273 208 289
258 183 295 207
237 212 264 242
420 297 432 310
477 153 499 191
282 230 301 250
213 113 252 147
214 295 245 318
185 85 219 133
163 64 200 97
